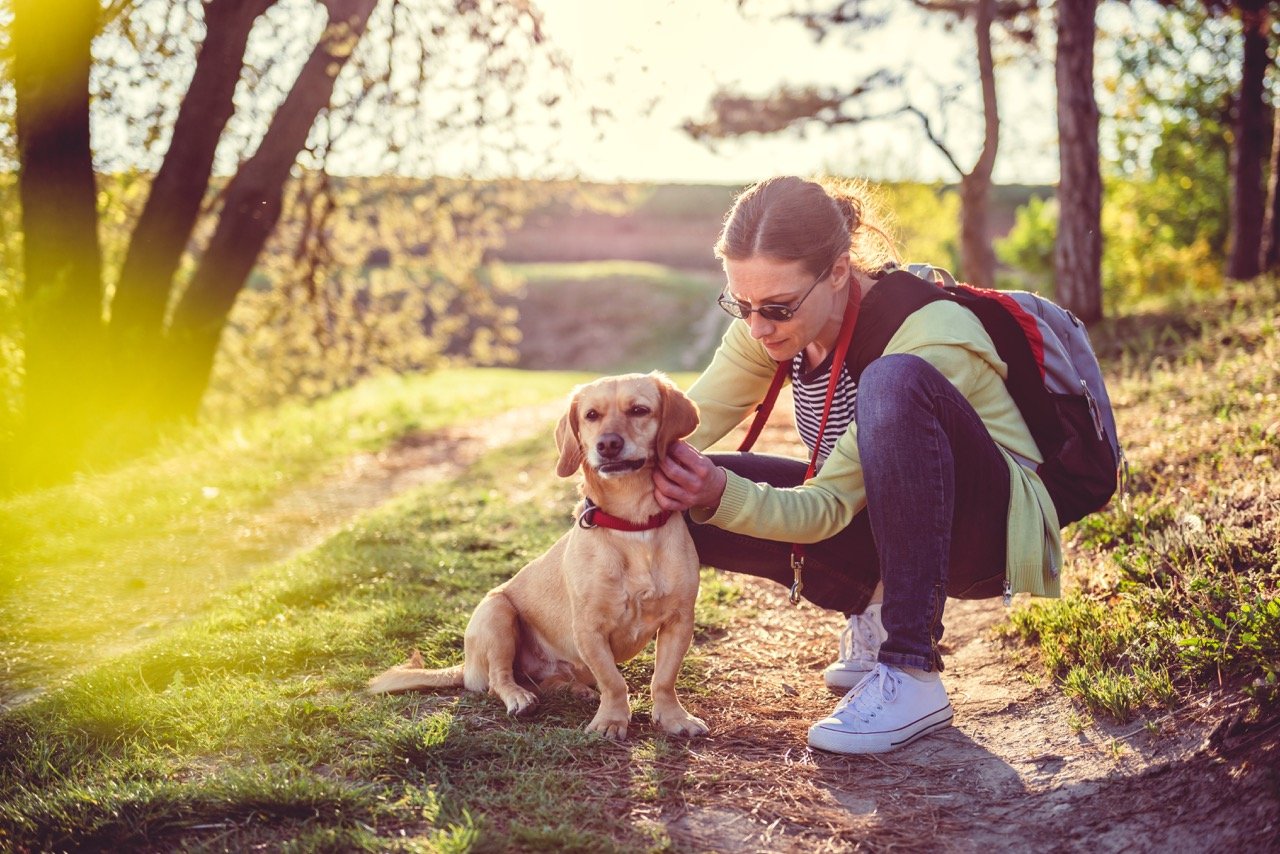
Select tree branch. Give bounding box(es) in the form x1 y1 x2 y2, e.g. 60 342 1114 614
110 0 276 346
903 105 966 176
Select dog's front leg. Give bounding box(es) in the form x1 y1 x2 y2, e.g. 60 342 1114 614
573 621 631 740
650 611 709 737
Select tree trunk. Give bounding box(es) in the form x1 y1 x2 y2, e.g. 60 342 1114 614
160 0 378 421
10 0 104 484
959 0 999 289
107 0 276 402
1262 106 1280 273
1225 2 1269 281
1054 0 1103 324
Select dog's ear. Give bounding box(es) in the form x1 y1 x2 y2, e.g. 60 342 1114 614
555 398 584 477
653 373 700 462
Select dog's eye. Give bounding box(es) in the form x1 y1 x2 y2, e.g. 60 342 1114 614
583 409 601 421
628 405 651 417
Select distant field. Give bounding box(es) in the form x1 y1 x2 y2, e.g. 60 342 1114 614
508 260 729 374
495 181 1051 271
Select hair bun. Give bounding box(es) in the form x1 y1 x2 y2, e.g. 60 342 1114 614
833 194 862 233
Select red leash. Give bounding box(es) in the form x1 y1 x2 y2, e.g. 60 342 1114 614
738 282 863 604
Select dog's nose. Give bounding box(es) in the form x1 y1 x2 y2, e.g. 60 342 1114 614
596 433 624 459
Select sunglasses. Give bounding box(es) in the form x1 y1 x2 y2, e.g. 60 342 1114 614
717 264 833 323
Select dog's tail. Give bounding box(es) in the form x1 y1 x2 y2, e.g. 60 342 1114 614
367 649 466 694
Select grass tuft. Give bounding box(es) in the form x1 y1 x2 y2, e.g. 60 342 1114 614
1006 276 1280 721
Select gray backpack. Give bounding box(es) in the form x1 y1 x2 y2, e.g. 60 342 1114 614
845 263 1124 526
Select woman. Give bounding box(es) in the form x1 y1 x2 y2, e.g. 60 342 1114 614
653 175 1062 755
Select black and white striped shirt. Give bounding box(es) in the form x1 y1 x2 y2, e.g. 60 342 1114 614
791 352 857 464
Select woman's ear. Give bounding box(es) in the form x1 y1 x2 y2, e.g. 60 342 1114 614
555 400 584 477
652 373 700 462
830 253 851 290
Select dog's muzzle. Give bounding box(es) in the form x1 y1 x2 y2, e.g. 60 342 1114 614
595 458 646 475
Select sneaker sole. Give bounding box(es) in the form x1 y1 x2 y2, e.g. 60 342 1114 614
807 706 955 755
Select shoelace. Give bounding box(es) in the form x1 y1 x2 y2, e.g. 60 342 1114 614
837 610 880 664
834 664 900 722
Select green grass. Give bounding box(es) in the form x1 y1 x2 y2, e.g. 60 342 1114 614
1003 277 1280 721
0 368 594 694
0 396 733 851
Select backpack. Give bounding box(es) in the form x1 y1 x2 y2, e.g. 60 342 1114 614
845 264 1124 526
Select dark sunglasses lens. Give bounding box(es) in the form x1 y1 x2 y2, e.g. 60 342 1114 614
718 296 745 319
759 305 794 322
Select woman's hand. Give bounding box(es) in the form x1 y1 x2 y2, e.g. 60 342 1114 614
654 441 727 513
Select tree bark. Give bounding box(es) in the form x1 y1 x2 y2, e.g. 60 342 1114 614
1262 105 1280 273
960 0 999 289
10 0 104 482
1054 0 1103 324
160 0 378 421
108 0 276 385
1225 2 1269 280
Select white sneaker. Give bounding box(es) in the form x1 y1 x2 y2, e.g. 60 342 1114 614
808 663 954 755
822 603 887 694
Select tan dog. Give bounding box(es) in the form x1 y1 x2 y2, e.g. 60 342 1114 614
368 372 708 740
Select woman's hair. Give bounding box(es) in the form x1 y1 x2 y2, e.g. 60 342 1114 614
714 175 899 278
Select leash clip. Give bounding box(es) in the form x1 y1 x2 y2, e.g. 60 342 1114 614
788 553 805 606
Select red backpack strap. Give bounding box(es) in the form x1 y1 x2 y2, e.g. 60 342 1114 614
737 360 790 452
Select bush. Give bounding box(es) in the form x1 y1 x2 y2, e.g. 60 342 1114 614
995 176 1227 312
995 195 1057 296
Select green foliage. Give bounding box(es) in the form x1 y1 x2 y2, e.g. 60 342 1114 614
1094 2 1233 302
1103 177 1226 304
995 171 1228 311
0 175 21 449
880 182 961 272
995 195 1057 295
992 3 1240 312
204 177 562 418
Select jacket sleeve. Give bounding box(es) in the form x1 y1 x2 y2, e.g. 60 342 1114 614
684 319 781 452
691 304 1000 543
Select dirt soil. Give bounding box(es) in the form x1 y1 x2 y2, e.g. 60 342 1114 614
316 395 1278 852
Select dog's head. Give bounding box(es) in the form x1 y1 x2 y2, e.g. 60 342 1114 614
554 372 699 479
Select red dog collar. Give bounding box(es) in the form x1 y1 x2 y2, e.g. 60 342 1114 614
577 499 672 532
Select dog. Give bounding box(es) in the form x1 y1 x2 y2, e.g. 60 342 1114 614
368 372 708 741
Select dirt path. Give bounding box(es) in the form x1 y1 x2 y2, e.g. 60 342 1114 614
670 580 1277 852
654 402 1279 851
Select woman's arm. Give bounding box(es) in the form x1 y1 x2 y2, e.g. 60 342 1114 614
664 304 1013 543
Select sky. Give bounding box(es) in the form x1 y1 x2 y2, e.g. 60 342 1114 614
528 0 1061 186
64 0 1073 187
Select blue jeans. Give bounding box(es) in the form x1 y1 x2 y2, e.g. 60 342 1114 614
690 354 1010 671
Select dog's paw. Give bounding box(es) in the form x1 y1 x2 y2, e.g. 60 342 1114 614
568 682 599 702
502 687 539 716
654 708 710 738
585 711 630 741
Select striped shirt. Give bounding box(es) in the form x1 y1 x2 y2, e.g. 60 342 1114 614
791 351 856 464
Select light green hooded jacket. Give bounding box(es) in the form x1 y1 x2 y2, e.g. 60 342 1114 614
686 299 1062 599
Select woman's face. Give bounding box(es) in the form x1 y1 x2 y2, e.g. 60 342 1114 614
723 255 848 362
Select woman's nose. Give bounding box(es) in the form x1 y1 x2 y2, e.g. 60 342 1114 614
747 312 774 339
